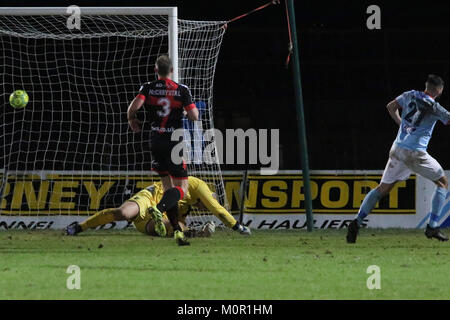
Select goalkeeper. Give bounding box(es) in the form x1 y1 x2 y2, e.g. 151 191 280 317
65 176 250 237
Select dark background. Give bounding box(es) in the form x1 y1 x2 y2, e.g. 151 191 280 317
2 0 450 171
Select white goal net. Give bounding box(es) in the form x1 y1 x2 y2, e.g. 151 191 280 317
0 7 229 230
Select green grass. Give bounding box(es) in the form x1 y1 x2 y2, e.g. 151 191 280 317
0 228 449 299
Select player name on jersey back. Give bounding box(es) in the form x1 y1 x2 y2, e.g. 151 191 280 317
148 89 181 96
137 78 195 135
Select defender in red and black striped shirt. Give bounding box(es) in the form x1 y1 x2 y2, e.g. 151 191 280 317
127 55 198 245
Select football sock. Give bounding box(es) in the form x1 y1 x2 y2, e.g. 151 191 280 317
156 186 183 213
355 188 382 226
80 208 117 231
429 187 446 228
166 205 182 232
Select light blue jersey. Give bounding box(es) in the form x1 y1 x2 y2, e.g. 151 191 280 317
394 90 450 151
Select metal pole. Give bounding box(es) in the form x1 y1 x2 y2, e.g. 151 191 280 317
238 169 248 224
168 7 179 82
0 169 8 214
287 0 313 231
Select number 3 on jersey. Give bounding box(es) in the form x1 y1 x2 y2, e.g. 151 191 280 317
157 97 171 117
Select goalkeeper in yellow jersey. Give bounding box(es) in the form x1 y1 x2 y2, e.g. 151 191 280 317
65 176 251 240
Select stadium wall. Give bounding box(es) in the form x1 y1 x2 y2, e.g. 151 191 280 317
0 170 448 230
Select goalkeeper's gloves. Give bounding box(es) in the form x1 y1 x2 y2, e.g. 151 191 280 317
185 221 216 238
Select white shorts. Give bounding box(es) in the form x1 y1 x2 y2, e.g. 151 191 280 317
380 143 445 184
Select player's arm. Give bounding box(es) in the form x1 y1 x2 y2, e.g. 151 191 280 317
128 84 148 132
186 107 199 121
182 108 199 121
181 85 199 121
432 102 450 125
386 99 402 126
195 181 250 234
127 97 144 132
199 191 235 228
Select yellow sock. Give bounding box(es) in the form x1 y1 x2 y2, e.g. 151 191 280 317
80 208 117 231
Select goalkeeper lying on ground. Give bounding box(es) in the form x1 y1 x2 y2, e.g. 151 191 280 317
65 176 250 238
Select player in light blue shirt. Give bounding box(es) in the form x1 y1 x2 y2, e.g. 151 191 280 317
347 75 450 243
394 90 450 151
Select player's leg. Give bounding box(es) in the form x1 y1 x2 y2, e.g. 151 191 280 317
150 138 189 244
408 151 448 241
146 216 188 237
194 184 251 235
347 148 411 243
156 181 186 213
167 176 190 245
162 160 190 245
357 156 411 225
354 182 396 226
155 204 189 245
160 174 174 191
154 158 188 223
428 175 448 228
131 189 170 236
146 175 169 237
65 201 138 236
148 142 171 237
156 160 189 213
172 174 189 198
149 175 185 238
346 182 397 243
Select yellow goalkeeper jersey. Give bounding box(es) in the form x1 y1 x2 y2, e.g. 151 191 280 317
178 176 236 228
131 176 236 234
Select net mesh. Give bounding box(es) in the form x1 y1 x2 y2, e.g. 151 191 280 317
0 11 229 229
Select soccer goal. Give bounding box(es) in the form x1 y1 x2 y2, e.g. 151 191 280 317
0 7 229 230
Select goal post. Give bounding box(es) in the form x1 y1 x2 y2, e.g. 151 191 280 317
0 7 229 230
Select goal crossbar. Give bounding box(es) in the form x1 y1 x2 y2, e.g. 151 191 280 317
0 7 177 16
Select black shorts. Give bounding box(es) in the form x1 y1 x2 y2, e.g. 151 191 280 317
150 135 188 179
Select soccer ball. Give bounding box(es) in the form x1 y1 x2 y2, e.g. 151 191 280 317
9 90 29 109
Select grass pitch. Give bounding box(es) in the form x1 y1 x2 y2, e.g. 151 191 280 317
0 228 449 299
